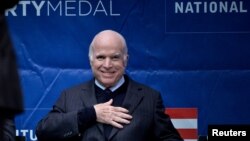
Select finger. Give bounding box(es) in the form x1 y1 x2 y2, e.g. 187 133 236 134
113 116 131 124
116 112 133 120
113 107 129 113
110 120 123 128
103 99 113 105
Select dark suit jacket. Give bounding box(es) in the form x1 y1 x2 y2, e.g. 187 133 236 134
0 118 16 141
36 76 183 141
0 1 23 140
0 20 23 115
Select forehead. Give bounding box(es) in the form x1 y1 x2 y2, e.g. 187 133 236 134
93 46 123 56
92 39 124 55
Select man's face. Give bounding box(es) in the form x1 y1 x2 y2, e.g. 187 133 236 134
90 35 127 88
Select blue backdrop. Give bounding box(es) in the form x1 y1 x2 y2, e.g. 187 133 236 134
5 0 250 140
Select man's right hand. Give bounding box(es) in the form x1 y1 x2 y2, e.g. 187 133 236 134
94 99 132 128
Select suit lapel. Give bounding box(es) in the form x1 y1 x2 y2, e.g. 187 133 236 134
79 80 104 134
122 80 144 114
109 79 144 140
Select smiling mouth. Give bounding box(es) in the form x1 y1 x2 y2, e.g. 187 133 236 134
101 70 115 73
101 71 115 77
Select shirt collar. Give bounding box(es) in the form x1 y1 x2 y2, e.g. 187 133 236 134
95 76 125 92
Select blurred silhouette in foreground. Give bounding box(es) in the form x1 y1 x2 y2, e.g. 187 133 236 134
0 0 24 141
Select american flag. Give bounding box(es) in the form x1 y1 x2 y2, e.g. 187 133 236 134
165 108 198 141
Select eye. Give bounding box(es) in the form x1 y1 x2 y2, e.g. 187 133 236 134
111 55 121 60
96 55 105 60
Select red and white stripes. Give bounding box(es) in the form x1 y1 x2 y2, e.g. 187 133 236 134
165 108 198 141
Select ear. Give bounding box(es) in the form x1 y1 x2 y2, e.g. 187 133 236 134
124 55 129 67
89 58 94 67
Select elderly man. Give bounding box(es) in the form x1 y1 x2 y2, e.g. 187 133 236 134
36 30 183 141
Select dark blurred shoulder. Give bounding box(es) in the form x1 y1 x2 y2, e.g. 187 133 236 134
0 0 19 14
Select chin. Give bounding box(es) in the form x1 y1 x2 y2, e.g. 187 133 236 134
104 81 115 86
100 79 114 86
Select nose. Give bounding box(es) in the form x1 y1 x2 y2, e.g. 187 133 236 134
103 58 112 68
